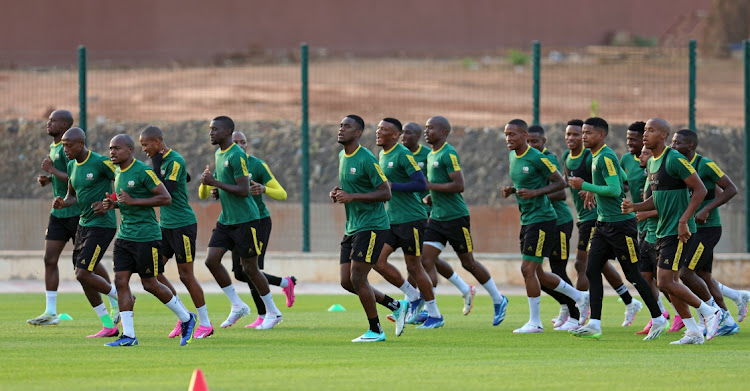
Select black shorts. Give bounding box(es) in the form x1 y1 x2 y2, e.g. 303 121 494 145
73 226 116 271
340 229 387 265
638 239 658 274
588 218 640 266
519 219 556 263
656 235 693 271
383 219 426 256
161 223 197 264
423 216 473 254
576 219 596 251
684 226 722 273
113 238 164 278
550 220 574 263
232 217 272 282
208 220 261 259
46 215 78 242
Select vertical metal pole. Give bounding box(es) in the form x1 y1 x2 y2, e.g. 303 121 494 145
689 40 696 130
744 40 750 252
532 41 540 126
78 45 87 139
301 43 310 252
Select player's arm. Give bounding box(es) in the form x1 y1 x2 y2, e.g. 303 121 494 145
41 156 68 182
335 181 391 203
391 170 427 193
201 163 250 198
251 163 287 200
636 210 658 221
427 170 463 193
53 181 78 209
576 174 620 197
695 172 737 225
517 170 566 200
622 195 654 213
119 182 172 207
547 187 567 201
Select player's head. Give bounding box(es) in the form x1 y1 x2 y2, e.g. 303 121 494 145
643 118 670 150
639 145 653 168
61 127 86 161
626 121 646 155
209 116 235 146
376 117 402 148
139 125 165 158
671 128 698 156
47 109 74 137
109 134 135 165
527 125 546 152
401 122 422 149
338 114 364 145
582 117 608 149
565 119 584 151
504 119 528 151
423 116 451 146
232 131 248 152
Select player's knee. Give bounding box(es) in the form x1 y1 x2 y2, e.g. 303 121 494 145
520 262 535 277
74 268 89 283
141 279 159 294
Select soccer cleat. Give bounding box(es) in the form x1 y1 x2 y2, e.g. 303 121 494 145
168 320 181 338
703 309 723 341
256 314 282 330
493 296 509 326
416 316 445 329
110 306 121 325
393 300 409 336
414 310 428 325
220 304 251 328
282 277 296 308
463 286 477 315
180 313 197 346
385 314 396 323
246 316 265 328
351 330 386 342
87 326 119 338
575 292 590 325
635 320 652 335
406 297 425 324
554 319 580 331
105 335 138 347
736 290 750 323
194 324 214 339
643 320 669 341
716 322 740 337
668 315 685 332
622 299 643 327
670 331 704 345
27 313 59 326
553 307 570 328
662 310 670 320
513 322 544 334
569 324 601 340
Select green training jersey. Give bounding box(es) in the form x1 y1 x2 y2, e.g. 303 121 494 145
49 141 80 219
620 152 648 233
214 143 259 225
426 143 470 221
690 153 725 228
158 149 197 229
246 154 276 220
114 159 162 242
590 145 634 223
380 143 429 225
410 144 431 216
643 179 658 244
563 149 597 222
647 147 696 238
542 148 573 225
509 146 558 225
338 145 390 235
67 151 116 228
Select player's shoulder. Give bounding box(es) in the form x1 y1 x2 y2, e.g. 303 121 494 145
542 148 558 159
164 149 185 163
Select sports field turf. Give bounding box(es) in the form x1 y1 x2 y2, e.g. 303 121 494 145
2 292 748 390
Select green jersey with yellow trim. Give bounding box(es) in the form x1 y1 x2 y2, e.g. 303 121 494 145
49 141 80 218
380 143 428 225
338 145 390 235
690 153 725 228
591 145 634 223
246 154 275 219
563 149 597 222
542 148 573 225
426 143 470 221
647 147 696 238
158 149 197 229
643 179 658 243
114 159 162 242
509 146 558 225
620 152 648 233
214 143 259 225
67 151 116 228
410 144 431 215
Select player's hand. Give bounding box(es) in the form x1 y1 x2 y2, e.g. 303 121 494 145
210 187 220 200
583 191 596 209
117 190 134 205
621 198 634 214
334 189 354 203
635 211 648 222
329 186 341 203
41 157 53 173
102 192 116 210
52 196 65 209
568 176 583 190
37 175 51 187
200 165 216 186
695 209 709 225
678 221 691 243
501 186 515 198
91 201 107 215
422 194 432 206
516 188 537 200
250 180 265 196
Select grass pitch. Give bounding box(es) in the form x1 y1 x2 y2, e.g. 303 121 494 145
1 292 748 390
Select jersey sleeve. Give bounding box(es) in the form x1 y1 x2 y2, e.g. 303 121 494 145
230 153 250 179
259 162 276 185
141 167 162 190
101 158 116 180
366 159 388 188
401 153 421 176
667 153 696 180
600 155 620 179
163 159 184 183
537 155 558 175
700 159 724 183
443 152 461 174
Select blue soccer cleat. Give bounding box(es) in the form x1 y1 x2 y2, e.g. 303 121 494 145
180 313 197 346
393 300 409 337
406 297 424 324
416 316 444 329
105 335 138 347
351 330 386 342
414 310 428 325
493 296 509 326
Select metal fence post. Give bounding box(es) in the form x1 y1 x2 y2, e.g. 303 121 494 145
301 43 310 252
744 40 750 252
689 40 696 130
78 45 87 138
532 41 540 126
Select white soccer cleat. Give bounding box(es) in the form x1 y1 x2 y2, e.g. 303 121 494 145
463 286 477 315
670 331 705 345
554 318 580 331
27 313 59 326
643 319 669 341
703 309 723 341
513 322 544 334
553 307 570 328
255 314 282 330
622 299 643 327
736 291 750 323
220 304 251 328
575 292 590 325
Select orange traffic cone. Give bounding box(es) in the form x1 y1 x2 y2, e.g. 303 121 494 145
188 368 209 391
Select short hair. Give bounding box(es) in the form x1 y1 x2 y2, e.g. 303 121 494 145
528 125 544 137
346 114 365 131
212 116 235 131
627 121 646 135
567 119 584 127
140 125 163 140
402 122 422 134
507 119 528 131
584 117 609 134
382 117 402 132
112 134 135 149
676 128 699 148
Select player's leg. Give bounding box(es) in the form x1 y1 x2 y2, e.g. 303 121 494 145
206 223 251 327
373 243 418 300
571 226 608 338
106 240 138 346
573 220 595 291
349 230 390 341
548 221 580 328
28 216 71 325
424 219 473 302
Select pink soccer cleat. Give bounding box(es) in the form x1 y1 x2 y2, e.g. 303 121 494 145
668 315 684 332
194 324 214 339
282 277 296 308
635 319 652 335
87 326 119 338
168 320 181 338
246 316 265 328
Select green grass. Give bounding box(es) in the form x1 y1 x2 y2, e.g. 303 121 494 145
1 293 749 390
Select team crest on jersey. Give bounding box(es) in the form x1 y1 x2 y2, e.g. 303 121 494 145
127 180 135 188
387 162 394 168
592 164 597 171
523 166 529 173
418 162 424 168
86 173 94 180
433 161 439 168
160 169 166 176
224 161 229 167
248 173 253 179
350 167 357 174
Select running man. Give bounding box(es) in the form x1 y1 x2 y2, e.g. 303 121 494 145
568 117 668 340
139 126 213 339
422 116 508 326
103 134 196 347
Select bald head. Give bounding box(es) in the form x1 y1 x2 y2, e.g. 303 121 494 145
403 122 421 134
232 131 248 151
140 125 163 141
112 134 135 149
62 127 85 143
51 110 74 126
646 118 670 134
427 116 451 133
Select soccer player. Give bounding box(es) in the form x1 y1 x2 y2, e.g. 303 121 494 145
501 120 587 333
228 130 295 329
53 127 120 337
331 114 402 342
670 128 741 335
621 118 722 345
139 126 213 339
568 117 668 340
422 116 508 326
102 134 196 347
